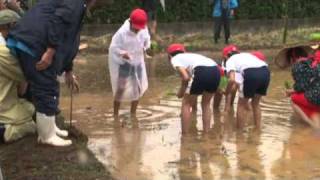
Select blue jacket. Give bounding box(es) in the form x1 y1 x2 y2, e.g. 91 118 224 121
212 0 238 17
9 0 86 73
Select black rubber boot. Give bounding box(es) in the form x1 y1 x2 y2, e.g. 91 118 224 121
225 38 229 44
0 124 6 143
214 38 219 44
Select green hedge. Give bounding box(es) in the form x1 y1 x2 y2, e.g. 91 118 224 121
88 0 320 24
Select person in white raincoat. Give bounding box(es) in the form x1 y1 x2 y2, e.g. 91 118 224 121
108 8 151 117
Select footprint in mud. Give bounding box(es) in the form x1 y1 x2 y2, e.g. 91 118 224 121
260 98 292 117
99 99 180 132
220 145 228 156
75 93 294 140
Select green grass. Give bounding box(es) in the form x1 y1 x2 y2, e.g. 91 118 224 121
83 27 320 53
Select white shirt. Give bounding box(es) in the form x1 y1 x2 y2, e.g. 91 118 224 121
171 53 217 75
222 60 242 84
226 53 268 75
0 33 6 46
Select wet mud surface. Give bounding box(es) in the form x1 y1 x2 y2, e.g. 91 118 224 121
2 49 320 180
63 51 320 180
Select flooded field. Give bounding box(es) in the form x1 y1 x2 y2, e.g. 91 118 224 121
57 50 320 180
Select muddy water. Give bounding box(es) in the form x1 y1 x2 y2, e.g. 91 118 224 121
60 51 320 180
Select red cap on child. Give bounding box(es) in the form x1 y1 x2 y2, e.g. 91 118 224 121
251 51 266 61
167 43 186 54
222 45 239 58
130 8 148 30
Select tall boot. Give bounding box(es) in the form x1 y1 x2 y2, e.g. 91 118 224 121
36 112 72 146
214 37 219 44
225 38 229 44
54 123 69 137
55 113 69 137
0 124 5 143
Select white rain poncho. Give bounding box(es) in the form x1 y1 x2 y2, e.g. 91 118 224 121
108 19 151 102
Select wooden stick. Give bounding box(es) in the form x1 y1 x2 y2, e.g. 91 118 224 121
69 86 73 128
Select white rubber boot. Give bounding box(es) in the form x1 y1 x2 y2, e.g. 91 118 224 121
54 123 69 137
36 112 72 146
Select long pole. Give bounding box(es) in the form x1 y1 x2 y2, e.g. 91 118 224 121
69 86 73 128
282 0 289 44
0 165 3 180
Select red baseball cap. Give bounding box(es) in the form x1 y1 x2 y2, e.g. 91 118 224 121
167 43 186 54
222 44 239 58
130 8 147 30
251 51 266 61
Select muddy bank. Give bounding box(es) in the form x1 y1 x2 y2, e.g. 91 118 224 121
82 18 320 36
81 20 320 54
0 116 114 180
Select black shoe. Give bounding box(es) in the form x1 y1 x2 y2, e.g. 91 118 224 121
0 123 5 143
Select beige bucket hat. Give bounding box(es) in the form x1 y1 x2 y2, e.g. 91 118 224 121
274 43 316 69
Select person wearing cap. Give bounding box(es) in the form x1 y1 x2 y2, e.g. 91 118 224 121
0 0 25 17
167 43 220 134
0 9 36 143
213 50 248 113
213 59 238 113
285 50 320 129
108 8 151 118
0 0 5 9
212 0 238 44
223 45 270 129
215 50 266 112
6 0 96 147
212 64 228 112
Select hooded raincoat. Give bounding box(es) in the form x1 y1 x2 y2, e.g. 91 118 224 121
108 19 151 102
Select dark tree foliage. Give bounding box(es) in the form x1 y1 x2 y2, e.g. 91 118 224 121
87 0 320 23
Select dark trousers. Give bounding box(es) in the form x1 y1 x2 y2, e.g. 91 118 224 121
0 123 5 143
214 16 231 43
16 50 59 116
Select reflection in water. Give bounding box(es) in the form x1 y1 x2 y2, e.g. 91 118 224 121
59 53 320 180
236 131 265 179
271 127 320 179
110 117 148 180
178 120 234 180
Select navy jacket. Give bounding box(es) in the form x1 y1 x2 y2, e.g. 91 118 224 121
9 0 86 73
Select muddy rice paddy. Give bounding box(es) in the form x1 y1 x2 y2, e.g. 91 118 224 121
56 50 320 180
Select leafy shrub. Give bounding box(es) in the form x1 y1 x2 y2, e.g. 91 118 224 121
87 0 320 24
